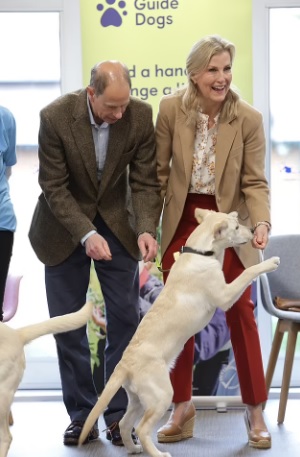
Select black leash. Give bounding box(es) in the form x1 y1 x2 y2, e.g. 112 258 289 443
155 246 215 273
180 246 215 256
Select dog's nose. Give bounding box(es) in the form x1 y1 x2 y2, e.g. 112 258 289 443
250 227 255 234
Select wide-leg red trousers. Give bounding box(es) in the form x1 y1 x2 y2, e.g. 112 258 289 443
162 193 267 405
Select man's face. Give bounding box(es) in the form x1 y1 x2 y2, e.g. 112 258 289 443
87 81 130 124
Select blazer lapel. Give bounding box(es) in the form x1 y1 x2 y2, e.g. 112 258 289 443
178 105 196 188
215 121 237 190
71 90 98 191
98 116 130 198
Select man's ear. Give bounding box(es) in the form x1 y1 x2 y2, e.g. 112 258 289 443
194 208 210 224
214 221 228 239
87 86 95 101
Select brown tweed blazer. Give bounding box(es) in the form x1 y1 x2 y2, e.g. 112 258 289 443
156 93 270 268
29 89 161 266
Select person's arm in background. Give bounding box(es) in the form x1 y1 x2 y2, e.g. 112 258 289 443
194 308 230 363
2 106 17 173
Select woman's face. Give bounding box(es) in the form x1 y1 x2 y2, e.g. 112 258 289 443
192 51 232 106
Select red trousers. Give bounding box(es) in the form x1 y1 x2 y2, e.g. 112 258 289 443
162 194 267 405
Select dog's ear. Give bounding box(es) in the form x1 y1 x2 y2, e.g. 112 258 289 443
194 208 210 224
229 211 239 219
214 220 229 239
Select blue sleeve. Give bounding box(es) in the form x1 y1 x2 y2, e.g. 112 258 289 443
0 107 17 167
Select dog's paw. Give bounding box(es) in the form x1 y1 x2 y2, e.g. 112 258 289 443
128 443 143 454
262 256 280 272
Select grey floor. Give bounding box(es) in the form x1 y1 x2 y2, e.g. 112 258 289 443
8 397 299 457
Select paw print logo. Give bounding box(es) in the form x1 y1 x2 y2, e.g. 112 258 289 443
97 0 127 27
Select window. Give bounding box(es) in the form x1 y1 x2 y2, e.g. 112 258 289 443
1 0 82 389
253 0 300 387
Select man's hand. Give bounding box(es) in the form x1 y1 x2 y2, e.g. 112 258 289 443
85 233 112 260
138 232 158 262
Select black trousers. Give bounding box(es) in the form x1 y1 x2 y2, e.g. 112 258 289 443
45 214 140 425
0 230 14 321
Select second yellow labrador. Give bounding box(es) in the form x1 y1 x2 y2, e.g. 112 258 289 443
0 302 93 457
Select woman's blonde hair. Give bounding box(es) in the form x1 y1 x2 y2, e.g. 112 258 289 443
181 35 240 125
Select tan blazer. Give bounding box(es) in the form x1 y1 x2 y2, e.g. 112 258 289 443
155 93 270 268
29 90 161 266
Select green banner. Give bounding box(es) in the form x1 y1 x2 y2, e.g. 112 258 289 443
80 0 252 119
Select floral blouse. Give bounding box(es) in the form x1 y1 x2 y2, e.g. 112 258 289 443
189 110 220 195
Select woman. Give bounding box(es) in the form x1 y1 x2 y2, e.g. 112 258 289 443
0 105 17 321
155 35 271 449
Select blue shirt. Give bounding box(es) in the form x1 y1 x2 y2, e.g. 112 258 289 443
87 96 109 181
0 106 17 232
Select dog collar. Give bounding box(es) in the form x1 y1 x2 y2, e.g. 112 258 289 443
180 246 215 256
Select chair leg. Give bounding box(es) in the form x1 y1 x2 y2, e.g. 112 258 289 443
277 322 300 424
264 320 284 401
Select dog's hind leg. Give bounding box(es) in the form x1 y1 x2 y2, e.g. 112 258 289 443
119 391 143 454
135 371 173 457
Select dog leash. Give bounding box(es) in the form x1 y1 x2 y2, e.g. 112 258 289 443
154 257 170 273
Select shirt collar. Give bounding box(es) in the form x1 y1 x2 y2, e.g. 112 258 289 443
87 95 109 129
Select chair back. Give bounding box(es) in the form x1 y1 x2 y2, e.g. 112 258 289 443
3 273 23 322
263 234 300 299
259 234 300 321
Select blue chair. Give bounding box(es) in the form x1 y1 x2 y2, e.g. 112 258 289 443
258 234 300 424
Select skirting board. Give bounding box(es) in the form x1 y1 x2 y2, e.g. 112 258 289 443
14 389 300 405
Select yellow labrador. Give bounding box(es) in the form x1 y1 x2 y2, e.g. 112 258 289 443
0 302 93 457
79 208 280 457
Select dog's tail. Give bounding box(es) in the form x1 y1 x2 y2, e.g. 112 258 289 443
16 302 93 345
78 365 127 445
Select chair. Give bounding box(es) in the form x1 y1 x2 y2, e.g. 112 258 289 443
2 273 23 425
258 234 300 424
3 273 23 322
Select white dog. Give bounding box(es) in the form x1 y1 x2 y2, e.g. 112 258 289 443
79 208 280 457
0 301 93 457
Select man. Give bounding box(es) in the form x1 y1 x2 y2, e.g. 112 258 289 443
29 61 161 446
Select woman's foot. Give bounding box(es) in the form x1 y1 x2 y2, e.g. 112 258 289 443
244 404 271 449
157 401 196 443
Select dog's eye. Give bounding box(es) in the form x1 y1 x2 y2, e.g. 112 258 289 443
236 225 239 230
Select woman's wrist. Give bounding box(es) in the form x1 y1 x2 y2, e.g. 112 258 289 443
254 221 271 232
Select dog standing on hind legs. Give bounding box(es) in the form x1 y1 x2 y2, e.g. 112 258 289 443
79 208 280 457
0 301 93 457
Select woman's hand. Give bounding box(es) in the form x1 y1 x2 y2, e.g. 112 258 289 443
251 224 269 250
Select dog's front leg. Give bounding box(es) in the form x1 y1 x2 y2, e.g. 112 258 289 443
216 256 280 311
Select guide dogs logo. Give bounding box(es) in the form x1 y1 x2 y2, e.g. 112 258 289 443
96 0 179 29
97 0 127 27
